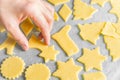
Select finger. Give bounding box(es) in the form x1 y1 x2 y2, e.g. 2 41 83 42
2 17 29 51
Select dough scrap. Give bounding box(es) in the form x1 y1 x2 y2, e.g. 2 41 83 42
48 0 70 6
110 0 120 20
1 56 25 79
39 46 59 62
0 25 5 32
101 22 120 38
54 12 59 21
29 35 59 62
83 72 106 80
91 0 109 6
78 47 106 71
20 18 34 36
78 22 105 44
112 21 120 36
52 25 79 56
25 63 50 80
59 4 72 22
53 58 82 80
0 35 16 55
104 36 120 61
73 0 96 20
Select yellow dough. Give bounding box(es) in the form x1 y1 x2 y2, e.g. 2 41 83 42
20 18 34 36
39 46 59 62
52 25 79 56
83 72 106 80
1 56 25 79
53 58 82 80
73 0 96 20
25 63 50 80
29 35 59 62
48 0 69 6
112 21 120 36
104 36 120 61
91 0 109 6
78 22 105 44
78 47 106 71
110 0 120 20
101 22 120 38
0 35 16 55
54 12 59 21
0 25 5 32
59 4 72 22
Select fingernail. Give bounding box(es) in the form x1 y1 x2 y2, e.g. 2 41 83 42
22 43 29 51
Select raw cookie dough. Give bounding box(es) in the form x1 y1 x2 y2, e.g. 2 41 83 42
83 72 106 80
78 47 106 71
48 0 69 6
29 35 59 62
91 0 109 6
73 0 96 20
78 22 105 44
104 36 120 61
53 58 82 80
54 12 59 21
59 4 72 22
112 21 120 36
1 56 25 79
39 46 59 62
25 63 50 80
101 22 120 38
110 0 120 20
52 25 79 56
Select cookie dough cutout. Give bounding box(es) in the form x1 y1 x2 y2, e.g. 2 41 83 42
52 25 79 56
48 0 70 6
59 4 72 22
39 46 59 62
83 72 106 80
78 22 105 44
0 35 16 55
91 0 109 6
53 58 82 80
20 18 34 36
101 22 120 38
104 36 120 61
1 56 25 79
54 12 59 21
78 48 106 71
25 64 50 80
110 0 120 20
0 25 5 32
73 0 96 20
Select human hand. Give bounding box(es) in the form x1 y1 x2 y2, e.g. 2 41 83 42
0 0 54 51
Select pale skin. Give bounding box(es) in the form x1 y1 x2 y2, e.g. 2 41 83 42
0 0 54 51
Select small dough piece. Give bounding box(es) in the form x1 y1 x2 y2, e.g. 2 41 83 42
1 56 25 79
59 4 72 22
104 36 120 61
101 22 120 38
78 47 106 71
91 0 109 6
52 25 79 56
78 22 105 44
48 0 69 6
25 63 50 80
73 0 96 20
54 12 59 21
0 35 16 55
29 35 48 51
110 0 120 20
20 18 34 36
83 72 106 80
53 58 82 80
39 46 59 62
0 25 5 32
